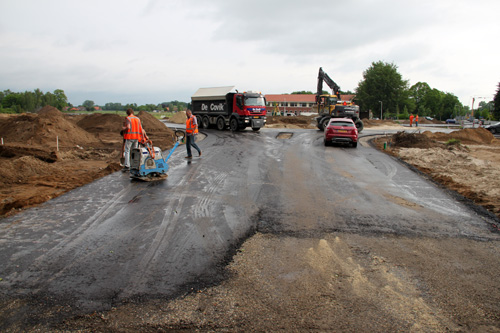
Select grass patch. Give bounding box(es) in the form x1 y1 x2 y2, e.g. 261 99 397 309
445 138 461 146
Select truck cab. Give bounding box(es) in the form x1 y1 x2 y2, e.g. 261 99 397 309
191 86 267 132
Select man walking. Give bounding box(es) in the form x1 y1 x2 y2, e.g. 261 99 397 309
122 108 146 170
409 114 414 127
185 109 202 159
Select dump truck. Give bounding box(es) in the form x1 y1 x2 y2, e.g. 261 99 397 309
191 86 267 131
314 67 363 132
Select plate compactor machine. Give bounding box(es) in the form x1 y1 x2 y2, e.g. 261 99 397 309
129 130 185 181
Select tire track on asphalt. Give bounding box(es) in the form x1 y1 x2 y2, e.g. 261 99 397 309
194 171 227 219
27 184 134 280
122 162 204 295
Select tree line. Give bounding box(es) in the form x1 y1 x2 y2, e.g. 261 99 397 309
0 89 68 113
99 100 188 112
354 61 497 120
0 88 189 113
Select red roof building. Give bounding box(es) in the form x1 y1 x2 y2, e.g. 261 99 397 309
265 94 356 115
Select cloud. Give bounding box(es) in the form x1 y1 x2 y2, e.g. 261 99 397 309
0 0 498 105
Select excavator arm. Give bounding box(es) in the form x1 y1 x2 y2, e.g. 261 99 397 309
317 67 341 100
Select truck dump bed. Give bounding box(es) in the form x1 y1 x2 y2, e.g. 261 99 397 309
191 86 235 101
191 86 236 116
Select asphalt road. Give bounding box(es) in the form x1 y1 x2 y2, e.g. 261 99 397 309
1 127 499 324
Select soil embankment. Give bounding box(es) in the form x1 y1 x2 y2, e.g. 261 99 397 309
0 107 175 216
374 128 500 219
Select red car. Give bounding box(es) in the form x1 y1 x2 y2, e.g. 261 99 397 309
324 118 358 148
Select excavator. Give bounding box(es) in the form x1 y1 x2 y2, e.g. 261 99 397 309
314 67 363 132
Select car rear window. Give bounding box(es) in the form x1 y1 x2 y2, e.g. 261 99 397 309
330 121 354 127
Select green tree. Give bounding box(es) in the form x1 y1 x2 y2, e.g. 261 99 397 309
355 61 409 118
291 91 314 95
104 102 124 110
493 83 500 120
82 100 95 111
53 89 68 110
1 93 22 110
409 82 431 114
124 103 138 110
441 93 460 119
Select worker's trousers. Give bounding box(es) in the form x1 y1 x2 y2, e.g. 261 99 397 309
186 135 201 157
123 139 138 167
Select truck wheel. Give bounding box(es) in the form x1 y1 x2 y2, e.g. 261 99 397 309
196 116 202 128
230 118 239 131
355 119 364 132
202 116 210 129
216 117 226 131
321 118 329 131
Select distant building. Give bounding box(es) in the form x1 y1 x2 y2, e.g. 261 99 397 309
265 94 356 115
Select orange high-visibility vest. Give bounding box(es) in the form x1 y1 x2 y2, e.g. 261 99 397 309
124 115 144 140
186 116 198 135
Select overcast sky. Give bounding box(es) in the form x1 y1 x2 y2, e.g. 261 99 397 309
1 0 498 108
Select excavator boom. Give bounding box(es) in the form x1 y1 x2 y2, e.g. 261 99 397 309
317 67 341 99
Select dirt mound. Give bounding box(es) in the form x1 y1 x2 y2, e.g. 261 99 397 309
0 110 100 148
362 119 403 127
76 113 123 134
0 154 62 187
267 116 313 125
390 131 442 149
37 105 63 118
169 111 187 124
265 116 316 129
424 128 497 145
137 111 170 133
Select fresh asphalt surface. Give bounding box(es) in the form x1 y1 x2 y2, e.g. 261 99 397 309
1 126 499 318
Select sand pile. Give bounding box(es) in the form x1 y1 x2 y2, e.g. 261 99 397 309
362 119 404 127
424 128 497 145
265 115 316 129
169 111 187 124
73 112 175 149
390 131 442 149
0 106 100 148
76 113 123 134
0 156 57 185
137 111 171 133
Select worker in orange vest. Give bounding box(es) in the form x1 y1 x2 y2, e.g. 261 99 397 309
415 114 419 127
409 114 414 127
122 108 147 170
185 109 202 159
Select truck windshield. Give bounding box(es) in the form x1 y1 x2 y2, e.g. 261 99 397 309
244 96 266 106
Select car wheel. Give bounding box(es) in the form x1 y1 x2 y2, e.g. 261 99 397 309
352 142 358 148
491 128 497 134
216 117 226 131
324 138 330 146
252 127 260 132
230 118 239 131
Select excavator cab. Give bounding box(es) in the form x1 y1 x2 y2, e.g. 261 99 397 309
316 94 338 115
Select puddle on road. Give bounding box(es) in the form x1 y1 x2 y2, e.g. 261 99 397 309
277 132 293 140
